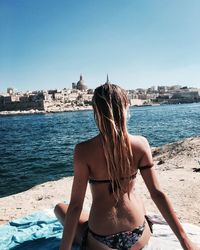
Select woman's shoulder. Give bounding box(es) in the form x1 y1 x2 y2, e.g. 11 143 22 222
129 134 153 167
129 135 151 154
74 135 100 164
129 134 150 147
77 134 99 145
75 134 99 151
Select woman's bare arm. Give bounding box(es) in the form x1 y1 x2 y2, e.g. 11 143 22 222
60 143 89 250
139 136 199 250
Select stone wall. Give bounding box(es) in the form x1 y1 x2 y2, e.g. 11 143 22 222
0 100 45 111
167 98 200 104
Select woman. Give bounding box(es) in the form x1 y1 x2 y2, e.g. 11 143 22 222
55 83 199 250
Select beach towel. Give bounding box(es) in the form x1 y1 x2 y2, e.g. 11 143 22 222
0 210 200 250
0 209 64 250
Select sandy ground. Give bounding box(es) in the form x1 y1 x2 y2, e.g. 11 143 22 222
0 136 200 226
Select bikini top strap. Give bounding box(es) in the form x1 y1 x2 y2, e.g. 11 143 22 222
89 173 137 184
138 164 154 171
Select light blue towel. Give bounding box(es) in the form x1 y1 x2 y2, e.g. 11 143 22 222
1 211 200 250
0 210 80 250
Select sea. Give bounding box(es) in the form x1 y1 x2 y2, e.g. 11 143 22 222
0 103 200 198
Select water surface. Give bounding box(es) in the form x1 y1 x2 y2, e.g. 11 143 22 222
0 103 199 197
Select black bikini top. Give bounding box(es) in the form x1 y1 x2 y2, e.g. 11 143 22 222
89 164 153 193
89 172 137 184
89 172 137 194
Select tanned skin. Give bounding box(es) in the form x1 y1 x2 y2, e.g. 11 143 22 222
55 134 199 250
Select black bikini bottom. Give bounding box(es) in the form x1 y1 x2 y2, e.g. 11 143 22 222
81 215 153 250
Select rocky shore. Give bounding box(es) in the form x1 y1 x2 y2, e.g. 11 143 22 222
0 136 200 225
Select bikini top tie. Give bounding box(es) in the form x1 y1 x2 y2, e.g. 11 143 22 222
89 164 153 193
89 173 137 194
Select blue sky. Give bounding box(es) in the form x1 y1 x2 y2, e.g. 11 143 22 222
0 0 200 92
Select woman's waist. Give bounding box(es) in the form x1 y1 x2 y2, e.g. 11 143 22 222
90 191 143 212
88 203 145 235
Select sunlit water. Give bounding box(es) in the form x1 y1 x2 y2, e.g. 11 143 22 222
0 103 199 197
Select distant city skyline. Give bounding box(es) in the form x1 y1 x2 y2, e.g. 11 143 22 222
1 79 198 95
1 79 200 93
1 0 200 92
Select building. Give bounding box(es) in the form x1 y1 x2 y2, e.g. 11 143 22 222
157 86 167 94
72 75 88 91
0 92 45 111
7 88 14 95
172 91 199 100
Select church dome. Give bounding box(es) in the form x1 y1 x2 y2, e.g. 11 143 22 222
77 75 87 91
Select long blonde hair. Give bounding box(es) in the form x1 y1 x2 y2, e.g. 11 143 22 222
92 83 135 200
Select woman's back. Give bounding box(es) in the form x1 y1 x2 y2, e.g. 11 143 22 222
80 134 147 236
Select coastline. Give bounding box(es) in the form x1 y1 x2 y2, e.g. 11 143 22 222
1 102 200 116
0 106 93 116
0 136 200 225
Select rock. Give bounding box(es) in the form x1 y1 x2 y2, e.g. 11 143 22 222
192 168 200 173
157 160 165 165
